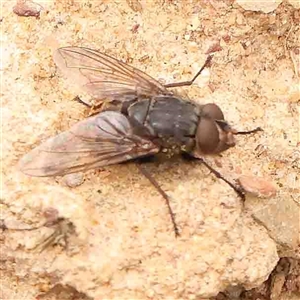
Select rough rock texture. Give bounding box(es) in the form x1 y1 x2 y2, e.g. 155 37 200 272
246 193 299 255
236 0 282 14
287 0 300 9
2 0 299 299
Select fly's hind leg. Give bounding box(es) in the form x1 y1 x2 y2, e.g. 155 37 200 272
73 96 92 108
73 96 106 117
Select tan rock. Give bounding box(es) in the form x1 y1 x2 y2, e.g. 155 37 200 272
2 0 298 298
287 0 300 9
236 0 282 13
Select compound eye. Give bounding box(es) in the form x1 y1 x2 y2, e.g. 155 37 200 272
196 118 220 154
201 103 224 120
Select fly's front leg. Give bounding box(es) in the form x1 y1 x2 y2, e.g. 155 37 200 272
164 55 213 88
234 127 263 135
195 157 246 201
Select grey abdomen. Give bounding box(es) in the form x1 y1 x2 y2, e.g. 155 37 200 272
128 96 200 140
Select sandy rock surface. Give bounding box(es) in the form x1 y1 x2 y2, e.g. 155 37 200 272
236 0 282 14
1 0 299 299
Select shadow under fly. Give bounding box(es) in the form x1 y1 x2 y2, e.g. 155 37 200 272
19 47 262 237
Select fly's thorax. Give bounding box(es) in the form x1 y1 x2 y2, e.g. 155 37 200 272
195 103 236 155
128 96 200 141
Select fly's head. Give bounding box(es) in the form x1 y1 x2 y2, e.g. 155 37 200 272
195 103 237 155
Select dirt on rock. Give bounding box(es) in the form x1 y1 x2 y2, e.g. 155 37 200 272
1 0 299 299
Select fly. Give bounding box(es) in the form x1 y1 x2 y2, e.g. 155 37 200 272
18 47 262 237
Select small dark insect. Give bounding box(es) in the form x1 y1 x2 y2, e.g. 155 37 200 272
18 47 262 236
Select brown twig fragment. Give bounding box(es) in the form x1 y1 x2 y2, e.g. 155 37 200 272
126 0 142 12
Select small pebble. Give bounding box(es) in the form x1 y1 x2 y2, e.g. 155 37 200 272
238 175 277 198
13 0 43 18
63 173 84 188
43 207 59 226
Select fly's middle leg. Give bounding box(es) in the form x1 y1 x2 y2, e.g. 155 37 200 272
136 162 180 237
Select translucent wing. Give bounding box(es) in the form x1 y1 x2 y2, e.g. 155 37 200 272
19 111 160 177
53 47 170 105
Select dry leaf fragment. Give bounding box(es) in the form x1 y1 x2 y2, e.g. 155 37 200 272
238 175 277 198
13 0 43 18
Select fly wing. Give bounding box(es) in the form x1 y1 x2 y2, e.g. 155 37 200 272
18 111 160 177
53 47 171 105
